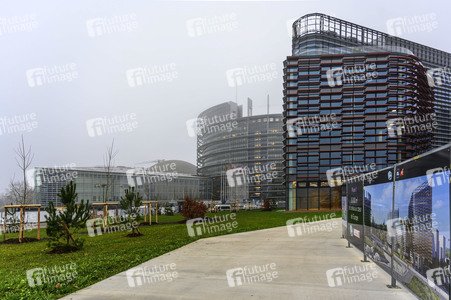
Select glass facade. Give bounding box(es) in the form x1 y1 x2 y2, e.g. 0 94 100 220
284 13 442 211
33 164 212 207
197 102 285 203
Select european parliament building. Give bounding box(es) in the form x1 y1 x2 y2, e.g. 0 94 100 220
196 101 285 204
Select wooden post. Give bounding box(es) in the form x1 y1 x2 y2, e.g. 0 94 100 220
61 220 75 243
103 204 107 228
149 203 151 225
3 208 7 242
18 207 23 243
155 202 158 224
92 206 95 219
37 206 40 240
115 204 118 224
144 204 147 223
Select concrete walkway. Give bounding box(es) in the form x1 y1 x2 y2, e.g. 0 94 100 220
63 218 416 300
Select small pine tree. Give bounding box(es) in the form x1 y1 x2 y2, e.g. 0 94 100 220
46 181 90 250
165 204 174 216
119 187 142 235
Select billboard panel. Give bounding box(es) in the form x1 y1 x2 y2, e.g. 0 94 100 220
347 180 364 251
392 148 450 300
363 168 395 279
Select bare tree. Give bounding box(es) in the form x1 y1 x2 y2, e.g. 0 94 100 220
7 180 34 205
0 192 8 212
8 135 34 241
103 139 118 203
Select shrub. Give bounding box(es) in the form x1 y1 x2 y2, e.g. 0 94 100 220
180 197 207 219
164 204 174 216
262 199 272 211
270 199 277 210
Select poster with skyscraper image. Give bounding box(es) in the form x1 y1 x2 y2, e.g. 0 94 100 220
363 167 395 284
363 148 450 299
392 148 450 300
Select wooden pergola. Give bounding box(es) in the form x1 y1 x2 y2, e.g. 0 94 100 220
2 204 41 242
142 201 158 224
208 201 218 213
230 200 240 212
92 203 119 227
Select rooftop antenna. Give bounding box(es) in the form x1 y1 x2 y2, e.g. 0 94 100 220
267 94 269 115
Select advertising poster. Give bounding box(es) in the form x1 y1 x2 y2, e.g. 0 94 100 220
347 179 364 251
392 148 450 300
363 168 395 283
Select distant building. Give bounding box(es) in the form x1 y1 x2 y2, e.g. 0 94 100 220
196 101 285 204
439 234 446 262
32 160 212 207
433 229 447 262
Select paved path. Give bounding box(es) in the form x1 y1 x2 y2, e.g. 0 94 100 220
63 219 416 300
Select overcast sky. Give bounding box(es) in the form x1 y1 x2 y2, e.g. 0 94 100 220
1 0 450 193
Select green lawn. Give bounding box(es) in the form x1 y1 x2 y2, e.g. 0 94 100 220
0 210 341 299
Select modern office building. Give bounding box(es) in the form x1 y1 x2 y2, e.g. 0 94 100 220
32 160 212 207
196 101 285 203
283 13 449 211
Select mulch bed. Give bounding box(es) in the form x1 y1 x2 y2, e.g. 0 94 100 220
125 232 144 238
46 246 80 254
1 237 44 244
